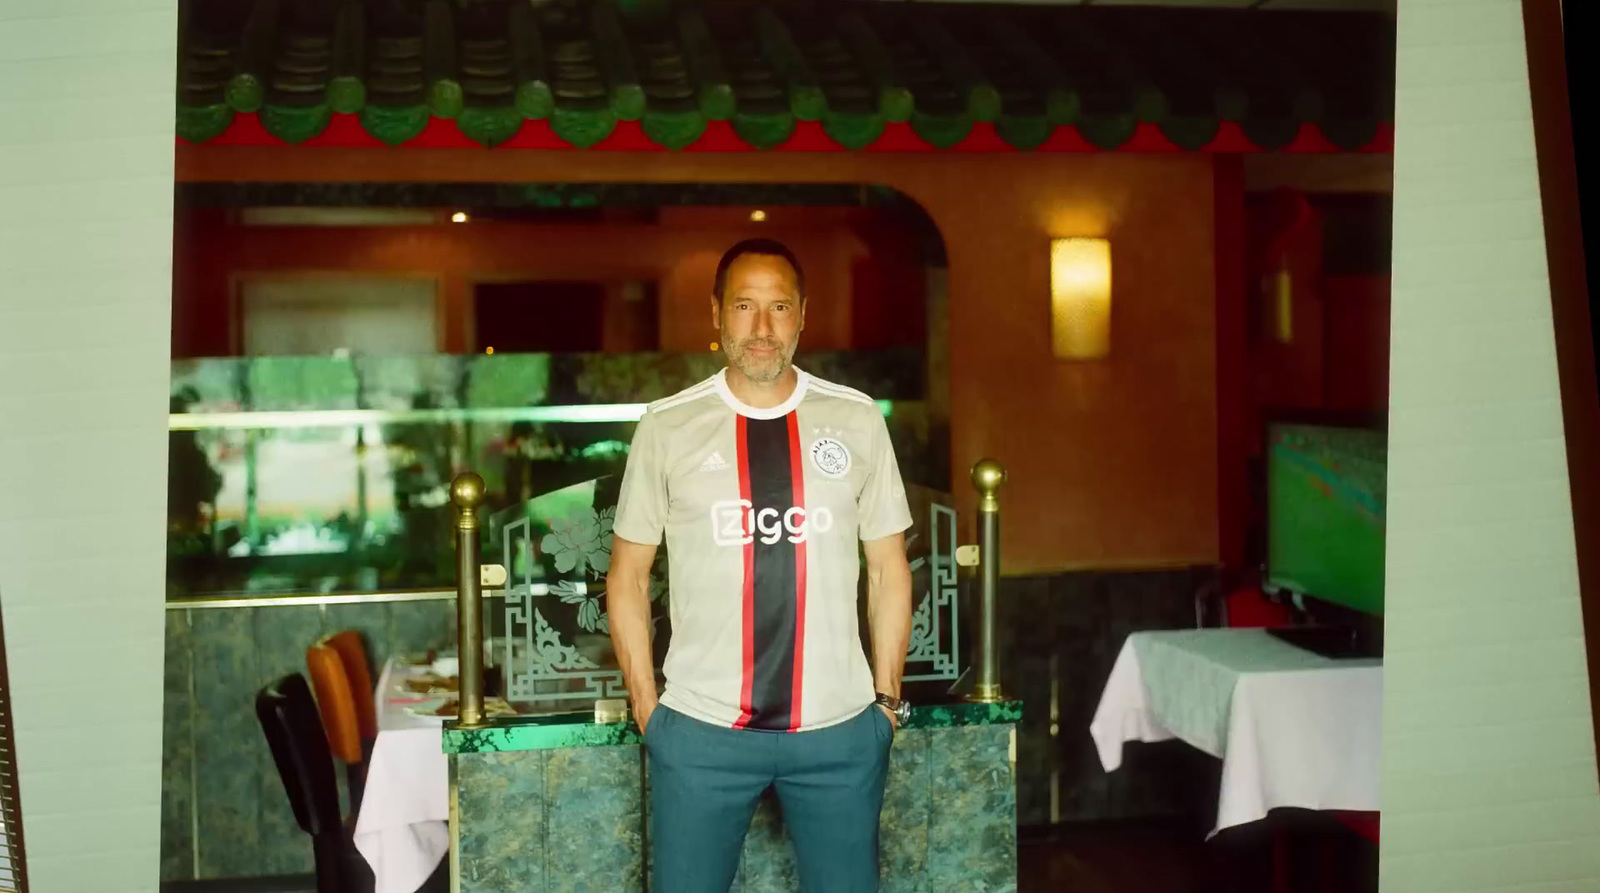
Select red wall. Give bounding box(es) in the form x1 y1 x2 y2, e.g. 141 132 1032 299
1224 190 1391 572
1242 192 1392 417
1323 274 1392 413
171 205 926 358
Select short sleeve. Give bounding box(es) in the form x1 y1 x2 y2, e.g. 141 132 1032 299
857 412 913 541
613 410 668 545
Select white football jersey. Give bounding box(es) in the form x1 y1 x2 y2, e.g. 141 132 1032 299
613 367 912 732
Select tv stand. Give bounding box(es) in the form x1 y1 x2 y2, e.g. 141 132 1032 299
1267 625 1381 660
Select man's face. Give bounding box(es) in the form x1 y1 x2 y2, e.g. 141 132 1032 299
713 253 805 384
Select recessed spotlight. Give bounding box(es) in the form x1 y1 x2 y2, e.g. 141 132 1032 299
749 210 767 223
452 211 469 223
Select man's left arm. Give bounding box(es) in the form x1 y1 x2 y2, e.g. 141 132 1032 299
865 533 913 716
858 411 915 724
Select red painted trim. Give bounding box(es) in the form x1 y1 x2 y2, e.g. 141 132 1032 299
591 120 660 151
734 414 756 730
785 412 808 732
407 117 481 149
870 121 938 152
1202 121 1261 154
500 119 576 150
206 111 275 146
182 109 1393 155
303 113 384 148
776 119 848 152
1123 122 1184 153
949 121 1015 153
687 119 758 152
1035 125 1102 152
1358 122 1395 153
1283 122 1344 154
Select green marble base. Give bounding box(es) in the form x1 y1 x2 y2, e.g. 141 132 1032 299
443 700 1022 753
449 702 1020 893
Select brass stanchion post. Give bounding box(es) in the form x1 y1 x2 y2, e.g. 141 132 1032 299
968 458 1007 703
451 472 488 729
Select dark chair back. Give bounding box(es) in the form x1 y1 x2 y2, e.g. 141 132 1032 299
256 673 359 892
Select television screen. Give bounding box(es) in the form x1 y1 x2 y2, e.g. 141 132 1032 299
1266 422 1387 616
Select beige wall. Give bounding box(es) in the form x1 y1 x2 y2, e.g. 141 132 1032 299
0 1 176 889
178 147 1221 575
1381 0 1600 887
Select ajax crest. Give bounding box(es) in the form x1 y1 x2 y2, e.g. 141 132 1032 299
810 437 851 478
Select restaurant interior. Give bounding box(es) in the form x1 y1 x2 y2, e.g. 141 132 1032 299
156 1 1399 892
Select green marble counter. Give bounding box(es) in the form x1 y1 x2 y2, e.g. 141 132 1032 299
448 700 1023 893
443 699 1023 754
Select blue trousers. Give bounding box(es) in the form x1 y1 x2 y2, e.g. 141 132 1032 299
645 703 893 893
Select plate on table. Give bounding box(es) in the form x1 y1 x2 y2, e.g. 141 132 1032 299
404 696 517 721
401 673 460 695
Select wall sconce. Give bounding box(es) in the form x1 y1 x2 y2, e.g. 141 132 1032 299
1270 265 1294 344
1051 237 1112 360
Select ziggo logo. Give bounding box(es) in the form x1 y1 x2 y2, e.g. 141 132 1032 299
710 499 835 546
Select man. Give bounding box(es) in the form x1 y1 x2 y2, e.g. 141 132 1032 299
608 238 915 893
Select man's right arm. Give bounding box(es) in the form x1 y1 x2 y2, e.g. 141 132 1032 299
609 410 668 732
608 536 660 730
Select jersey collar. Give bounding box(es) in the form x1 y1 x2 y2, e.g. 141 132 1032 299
714 366 810 419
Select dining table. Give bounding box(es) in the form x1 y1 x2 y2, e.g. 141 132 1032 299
352 655 456 893
1089 628 1383 837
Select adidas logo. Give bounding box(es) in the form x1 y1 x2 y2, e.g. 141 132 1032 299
701 452 729 472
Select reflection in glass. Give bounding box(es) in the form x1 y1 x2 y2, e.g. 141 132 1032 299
165 350 937 598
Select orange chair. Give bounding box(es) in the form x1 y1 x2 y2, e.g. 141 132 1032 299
306 635 370 819
323 630 377 745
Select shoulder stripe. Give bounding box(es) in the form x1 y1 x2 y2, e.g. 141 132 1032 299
806 377 875 406
648 375 719 413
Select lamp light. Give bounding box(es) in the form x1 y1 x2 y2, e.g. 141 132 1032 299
1050 237 1112 360
1271 266 1294 344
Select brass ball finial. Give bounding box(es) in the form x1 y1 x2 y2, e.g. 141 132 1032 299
972 458 1006 493
450 472 486 511
971 458 1006 513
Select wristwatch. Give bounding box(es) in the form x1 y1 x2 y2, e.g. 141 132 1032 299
874 692 911 726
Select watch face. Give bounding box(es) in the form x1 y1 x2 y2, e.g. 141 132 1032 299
894 700 911 723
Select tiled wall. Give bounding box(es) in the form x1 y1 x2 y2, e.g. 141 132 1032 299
996 567 1221 828
161 599 455 881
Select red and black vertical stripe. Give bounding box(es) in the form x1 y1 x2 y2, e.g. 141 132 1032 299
732 412 808 732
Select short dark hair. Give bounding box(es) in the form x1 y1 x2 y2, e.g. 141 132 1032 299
713 238 806 303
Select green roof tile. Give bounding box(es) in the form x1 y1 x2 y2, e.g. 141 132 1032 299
176 0 1395 151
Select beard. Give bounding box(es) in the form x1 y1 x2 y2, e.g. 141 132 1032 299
723 334 796 384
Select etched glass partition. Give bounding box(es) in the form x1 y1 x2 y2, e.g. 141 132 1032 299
489 477 963 709
490 476 660 705
901 484 962 684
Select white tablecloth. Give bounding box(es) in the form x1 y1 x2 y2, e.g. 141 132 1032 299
353 659 449 893
1089 629 1382 835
